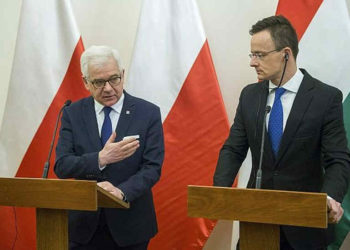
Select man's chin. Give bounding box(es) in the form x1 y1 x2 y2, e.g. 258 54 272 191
256 74 265 81
101 97 118 106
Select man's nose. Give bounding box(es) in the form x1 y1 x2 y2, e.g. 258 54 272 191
250 57 259 67
103 81 113 91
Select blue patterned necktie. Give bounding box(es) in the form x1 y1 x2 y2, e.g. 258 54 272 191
101 106 112 146
268 87 286 156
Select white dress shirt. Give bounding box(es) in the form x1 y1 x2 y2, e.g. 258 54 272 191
266 69 304 130
94 93 125 136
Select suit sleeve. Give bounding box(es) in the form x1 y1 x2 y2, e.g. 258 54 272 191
54 108 102 179
321 89 350 202
117 106 164 202
214 89 250 187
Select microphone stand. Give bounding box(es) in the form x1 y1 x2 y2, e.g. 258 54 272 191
255 105 271 189
42 100 71 178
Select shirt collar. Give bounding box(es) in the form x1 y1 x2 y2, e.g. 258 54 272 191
268 68 304 93
94 93 125 114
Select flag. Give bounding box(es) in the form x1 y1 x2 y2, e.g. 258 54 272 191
279 0 350 249
229 1 350 249
126 0 229 249
0 0 87 248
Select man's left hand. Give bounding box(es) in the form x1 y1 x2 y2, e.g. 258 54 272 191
327 197 343 224
97 181 124 200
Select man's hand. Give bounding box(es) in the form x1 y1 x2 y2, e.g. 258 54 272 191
327 197 343 224
97 181 124 200
99 132 139 166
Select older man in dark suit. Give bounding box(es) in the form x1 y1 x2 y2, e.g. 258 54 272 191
214 15 350 250
54 45 164 250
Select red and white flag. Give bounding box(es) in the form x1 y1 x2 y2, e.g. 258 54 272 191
0 0 87 248
127 0 229 249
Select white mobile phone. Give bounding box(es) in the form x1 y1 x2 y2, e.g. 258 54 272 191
123 135 140 140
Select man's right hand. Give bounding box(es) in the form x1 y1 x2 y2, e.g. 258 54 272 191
327 197 344 224
99 132 140 166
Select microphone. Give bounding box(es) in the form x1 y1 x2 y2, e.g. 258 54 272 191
277 53 289 88
255 105 271 189
42 100 72 178
284 53 289 61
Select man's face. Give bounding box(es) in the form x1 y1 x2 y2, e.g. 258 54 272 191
250 30 285 84
84 57 124 107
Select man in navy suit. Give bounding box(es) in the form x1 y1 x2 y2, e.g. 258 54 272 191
54 45 164 250
214 16 350 249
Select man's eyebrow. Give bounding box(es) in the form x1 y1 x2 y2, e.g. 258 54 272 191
92 74 120 81
109 74 120 78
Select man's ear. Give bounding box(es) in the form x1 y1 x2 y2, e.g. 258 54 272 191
82 77 89 90
283 47 293 61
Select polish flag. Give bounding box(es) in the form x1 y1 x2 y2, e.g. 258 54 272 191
0 0 87 248
126 0 229 249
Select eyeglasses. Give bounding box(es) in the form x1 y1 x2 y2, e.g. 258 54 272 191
249 49 280 60
87 74 123 89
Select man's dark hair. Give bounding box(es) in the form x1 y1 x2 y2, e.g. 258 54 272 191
249 15 299 59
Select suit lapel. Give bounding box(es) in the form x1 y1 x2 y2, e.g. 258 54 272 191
275 71 315 166
82 96 103 150
115 91 135 141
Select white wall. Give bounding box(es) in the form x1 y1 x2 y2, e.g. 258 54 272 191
0 0 22 131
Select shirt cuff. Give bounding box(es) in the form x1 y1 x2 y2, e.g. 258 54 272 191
98 157 106 171
121 191 128 202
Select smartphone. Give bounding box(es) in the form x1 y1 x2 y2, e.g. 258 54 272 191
123 135 140 140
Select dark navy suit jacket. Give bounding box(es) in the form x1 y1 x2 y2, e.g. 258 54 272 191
214 69 350 249
54 91 164 246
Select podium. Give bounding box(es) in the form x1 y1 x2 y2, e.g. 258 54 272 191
0 177 129 250
187 185 327 250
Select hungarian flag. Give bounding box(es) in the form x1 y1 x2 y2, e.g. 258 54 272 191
0 0 87 248
126 0 229 249
277 0 350 249
232 0 350 249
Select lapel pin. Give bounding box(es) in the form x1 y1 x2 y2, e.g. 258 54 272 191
126 110 130 115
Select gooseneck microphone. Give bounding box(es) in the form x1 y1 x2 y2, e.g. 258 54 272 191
42 100 72 178
255 105 271 189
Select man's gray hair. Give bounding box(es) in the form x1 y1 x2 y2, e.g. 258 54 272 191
80 45 123 78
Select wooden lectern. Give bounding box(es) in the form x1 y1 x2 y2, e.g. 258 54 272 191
0 177 129 250
187 185 327 250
